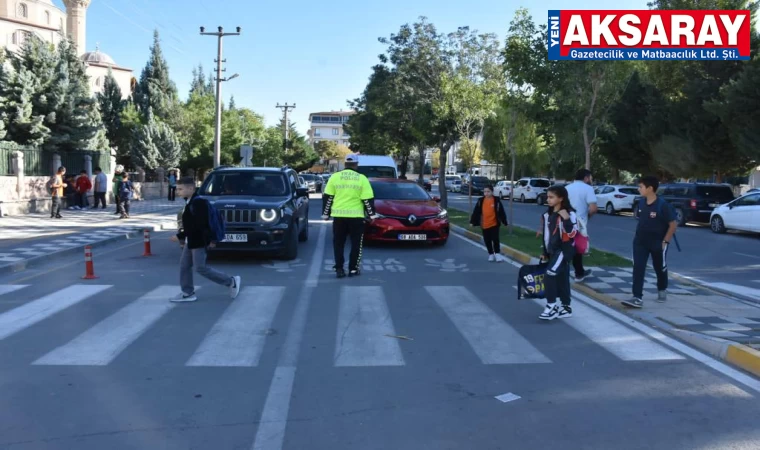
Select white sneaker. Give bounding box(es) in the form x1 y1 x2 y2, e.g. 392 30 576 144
171 292 197 303
539 303 560 321
230 276 241 299
488 254 495 262
495 254 504 263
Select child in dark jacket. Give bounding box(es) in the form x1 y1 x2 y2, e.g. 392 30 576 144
539 185 578 321
469 185 509 262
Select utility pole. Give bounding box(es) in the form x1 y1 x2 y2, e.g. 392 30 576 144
276 103 296 152
200 26 241 168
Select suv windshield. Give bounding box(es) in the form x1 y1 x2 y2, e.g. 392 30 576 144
200 171 289 196
696 185 734 200
372 182 431 201
471 176 489 184
357 166 396 178
300 174 319 181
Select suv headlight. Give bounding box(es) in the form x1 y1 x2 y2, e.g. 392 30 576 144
260 209 278 222
437 209 448 219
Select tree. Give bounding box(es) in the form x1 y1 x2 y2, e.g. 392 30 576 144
134 30 180 122
256 126 285 167
97 69 124 150
132 109 181 170
228 96 236 110
314 140 340 161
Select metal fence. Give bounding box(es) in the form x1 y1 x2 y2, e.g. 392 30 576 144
0 143 110 176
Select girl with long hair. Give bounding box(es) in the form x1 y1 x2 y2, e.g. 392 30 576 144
538 185 578 321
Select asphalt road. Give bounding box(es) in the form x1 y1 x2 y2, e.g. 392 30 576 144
1 200 760 449
437 186 760 293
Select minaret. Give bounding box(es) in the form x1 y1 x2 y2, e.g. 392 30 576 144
63 0 91 55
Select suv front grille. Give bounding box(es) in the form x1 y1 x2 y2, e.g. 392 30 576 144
222 209 257 223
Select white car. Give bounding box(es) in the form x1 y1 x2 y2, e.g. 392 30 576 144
709 192 760 234
595 185 639 215
444 175 462 191
512 177 551 202
451 179 462 193
494 180 512 199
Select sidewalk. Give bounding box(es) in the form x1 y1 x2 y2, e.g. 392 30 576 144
451 223 760 378
0 199 181 273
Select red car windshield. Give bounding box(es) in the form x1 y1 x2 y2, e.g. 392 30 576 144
372 182 430 201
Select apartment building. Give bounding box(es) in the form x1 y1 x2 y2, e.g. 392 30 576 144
308 110 355 147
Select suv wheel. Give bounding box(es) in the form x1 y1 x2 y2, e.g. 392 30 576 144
606 202 615 215
282 225 299 260
674 208 687 227
298 215 309 242
710 215 727 234
536 194 545 205
520 194 526 203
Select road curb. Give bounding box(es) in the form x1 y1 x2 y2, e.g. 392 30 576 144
450 222 760 378
0 221 175 276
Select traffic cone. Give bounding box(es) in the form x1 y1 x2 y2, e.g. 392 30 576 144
82 246 98 279
142 229 153 256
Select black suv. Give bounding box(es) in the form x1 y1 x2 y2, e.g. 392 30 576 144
634 183 735 226
461 176 490 195
183 167 310 259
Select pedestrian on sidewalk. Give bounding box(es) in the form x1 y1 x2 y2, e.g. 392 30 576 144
539 185 578 321
170 180 241 303
64 175 77 210
93 167 107 209
167 170 177 201
469 185 508 262
321 153 377 278
622 176 678 309
117 172 133 219
112 165 124 215
565 169 597 281
48 166 66 219
75 170 91 209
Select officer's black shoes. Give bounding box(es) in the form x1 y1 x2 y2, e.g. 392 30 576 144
348 269 360 277
336 268 346 278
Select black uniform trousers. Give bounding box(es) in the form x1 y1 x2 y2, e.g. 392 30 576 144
632 237 669 299
333 217 365 271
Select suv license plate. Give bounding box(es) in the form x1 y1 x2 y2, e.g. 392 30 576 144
708 203 720 208
398 234 427 241
223 234 247 242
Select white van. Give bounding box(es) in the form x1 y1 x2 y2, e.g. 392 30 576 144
356 155 398 179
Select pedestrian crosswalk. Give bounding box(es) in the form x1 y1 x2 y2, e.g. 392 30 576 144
0 283 686 368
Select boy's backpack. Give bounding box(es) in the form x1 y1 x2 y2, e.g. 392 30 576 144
190 198 226 242
637 197 681 251
517 262 548 300
46 177 55 195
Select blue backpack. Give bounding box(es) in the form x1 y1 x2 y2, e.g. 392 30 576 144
119 180 133 200
190 198 226 242
637 197 681 252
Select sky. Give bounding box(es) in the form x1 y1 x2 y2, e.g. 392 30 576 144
52 0 734 134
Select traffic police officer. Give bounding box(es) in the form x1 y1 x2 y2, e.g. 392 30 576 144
322 154 377 278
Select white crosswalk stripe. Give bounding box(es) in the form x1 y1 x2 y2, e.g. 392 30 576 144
0 285 112 341
0 283 688 367
426 286 551 364
34 286 178 366
187 286 284 367
334 286 405 367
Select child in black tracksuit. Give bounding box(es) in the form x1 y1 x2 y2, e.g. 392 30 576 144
469 185 508 262
539 185 578 321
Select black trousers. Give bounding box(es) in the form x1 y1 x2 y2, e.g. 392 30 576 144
114 193 121 213
572 252 585 278
50 196 61 217
333 217 365 271
94 192 107 208
482 226 500 254
632 237 669 299
168 186 176 201
545 254 572 306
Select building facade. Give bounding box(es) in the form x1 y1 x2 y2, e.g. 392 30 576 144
0 0 133 98
308 110 354 147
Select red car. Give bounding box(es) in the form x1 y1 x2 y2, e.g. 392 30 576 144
364 178 449 245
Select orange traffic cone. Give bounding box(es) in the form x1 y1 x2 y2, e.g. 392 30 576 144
142 229 153 256
82 246 98 279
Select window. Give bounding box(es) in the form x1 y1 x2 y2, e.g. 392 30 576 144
17 3 28 18
332 128 339 136
696 185 734 200
95 77 101 87
200 172 289 197
343 129 349 136
619 188 639 195
13 30 31 45
371 182 430 200
45 11 51 24
530 179 551 188
733 193 760 207
314 128 321 137
357 166 396 178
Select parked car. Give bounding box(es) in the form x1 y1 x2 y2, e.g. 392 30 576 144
299 173 323 193
461 175 490 195
188 166 310 259
512 177 551 203
536 182 569 206
709 192 760 234
451 179 462 193
444 175 462 191
634 183 735 226
494 180 512 199
595 185 640 215
364 178 449 245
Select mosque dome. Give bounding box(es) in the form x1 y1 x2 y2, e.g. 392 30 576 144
81 46 116 66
